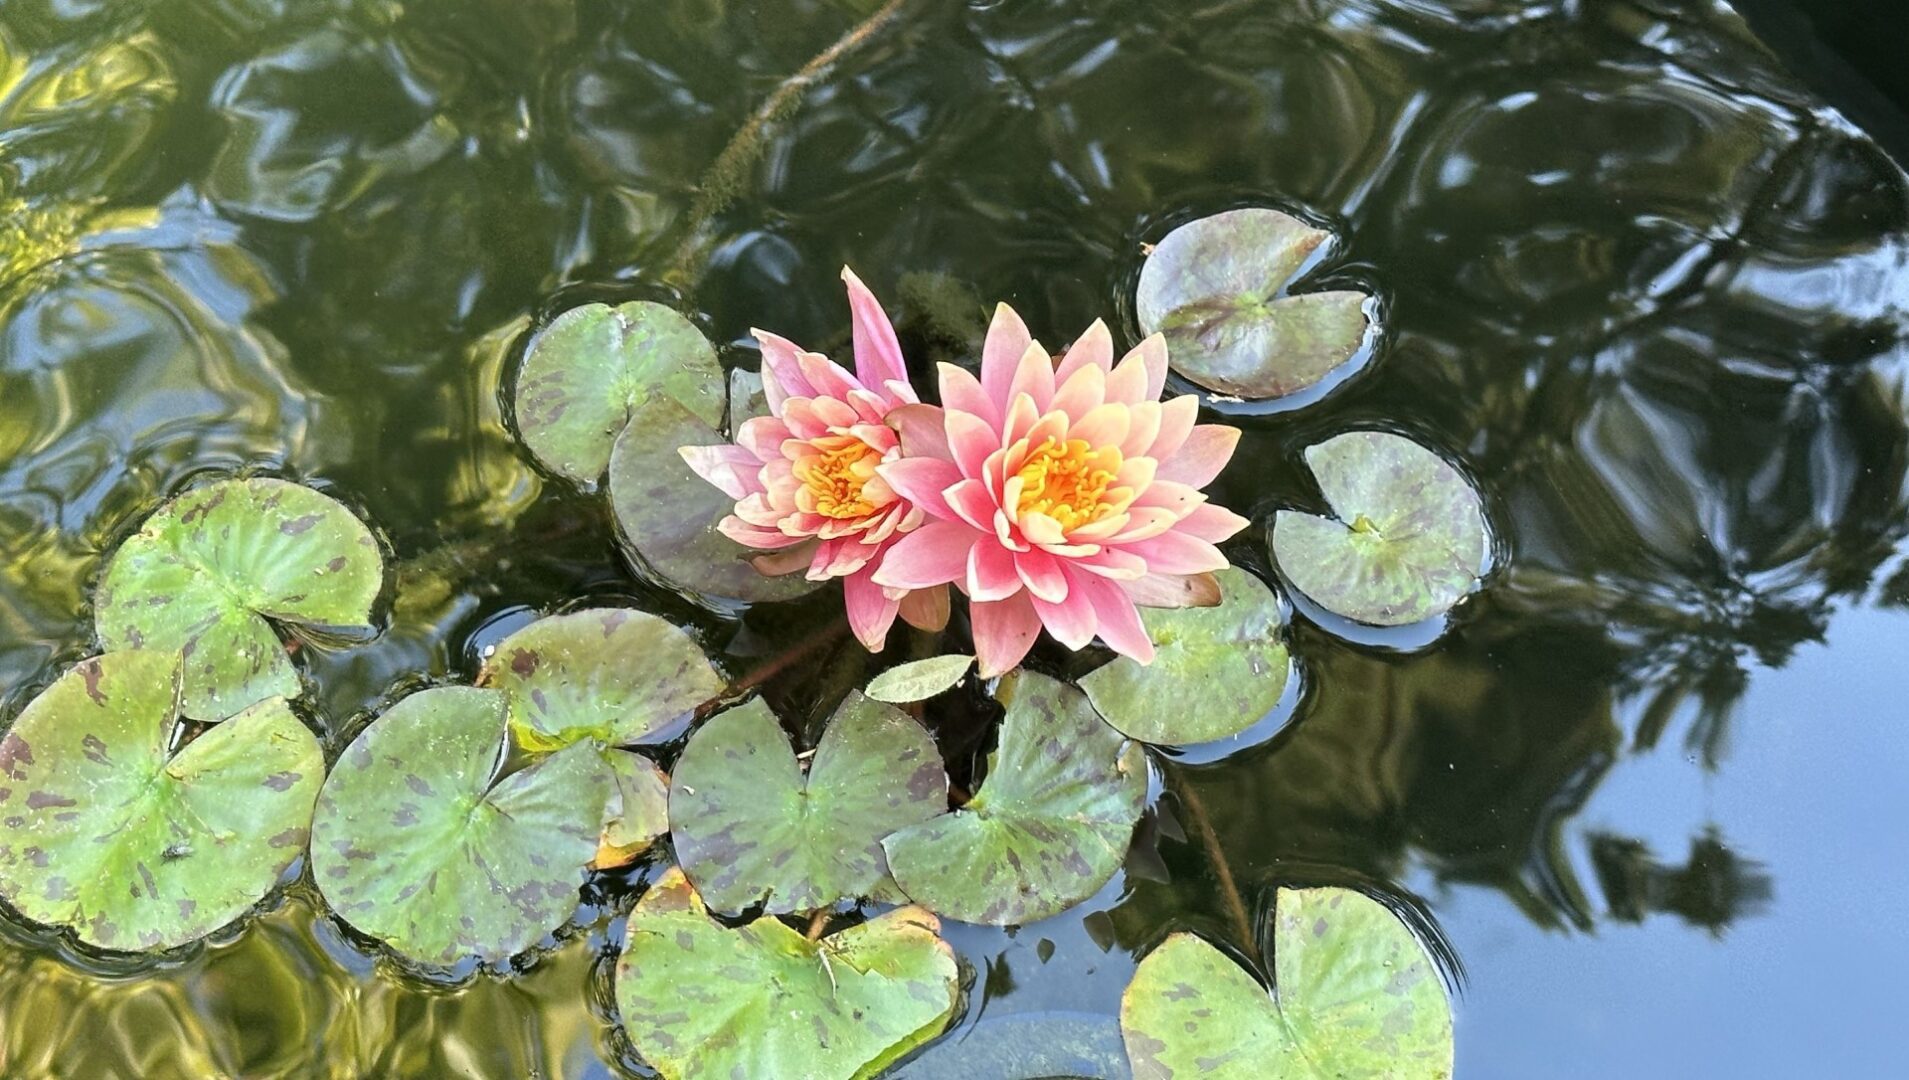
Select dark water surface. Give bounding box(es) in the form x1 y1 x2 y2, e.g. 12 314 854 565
4 0 1909 1077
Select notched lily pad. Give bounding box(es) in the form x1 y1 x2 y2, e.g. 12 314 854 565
94 477 384 720
1082 568 1288 746
478 607 723 751
608 395 821 604
310 685 613 968
865 655 974 704
595 748 669 870
882 671 1147 926
0 650 322 951
1136 207 1370 399
671 693 947 915
512 300 725 485
616 867 959 1080
1272 430 1487 627
1121 887 1454 1079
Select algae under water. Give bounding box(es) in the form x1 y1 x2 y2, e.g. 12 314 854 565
3 0 1909 1076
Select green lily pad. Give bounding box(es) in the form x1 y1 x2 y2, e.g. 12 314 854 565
616 867 959 1080
607 396 822 604
1135 207 1370 399
0 650 322 951
1121 887 1454 1079
477 607 723 752
1272 430 1487 627
595 749 669 870
1081 568 1288 746
310 685 613 967
882 671 1147 925
670 692 947 915
512 300 726 486
865 655 974 704
94 477 384 721
729 366 769 427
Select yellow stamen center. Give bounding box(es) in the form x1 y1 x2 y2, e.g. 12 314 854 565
793 436 885 519
1016 437 1123 532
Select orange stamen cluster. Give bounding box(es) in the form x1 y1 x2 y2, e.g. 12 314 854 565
1016 437 1123 531
793 436 885 519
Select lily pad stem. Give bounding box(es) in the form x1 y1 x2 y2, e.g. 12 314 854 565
806 909 829 942
1176 779 1259 968
701 621 850 715
665 0 912 286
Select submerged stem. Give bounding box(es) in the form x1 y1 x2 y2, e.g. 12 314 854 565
806 909 829 942
666 0 913 286
1177 779 1260 968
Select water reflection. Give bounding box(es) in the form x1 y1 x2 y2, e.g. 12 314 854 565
2 0 1908 1074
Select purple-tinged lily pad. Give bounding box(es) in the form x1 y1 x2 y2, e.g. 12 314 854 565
1136 207 1370 399
477 607 722 751
0 650 322 951
1121 887 1453 1079
594 749 669 870
1272 430 1486 627
670 693 947 916
882 671 1147 926
607 396 822 604
94 477 383 721
615 867 959 1080
512 301 725 486
1081 568 1288 746
310 686 613 968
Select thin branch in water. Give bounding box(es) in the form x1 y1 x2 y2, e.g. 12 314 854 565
666 0 913 286
1177 779 1259 968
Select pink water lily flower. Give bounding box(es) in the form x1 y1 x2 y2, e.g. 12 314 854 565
679 268 949 650
873 306 1250 676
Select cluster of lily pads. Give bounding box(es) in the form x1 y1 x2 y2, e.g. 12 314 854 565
0 206 1479 1078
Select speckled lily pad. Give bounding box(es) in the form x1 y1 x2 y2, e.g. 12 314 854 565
882 671 1147 926
477 607 723 751
594 749 669 870
616 867 959 1080
512 301 725 485
1081 568 1288 746
0 650 322 951
1272 430 1487 626
310 686 613 968
1121 887 1453 1079
865 655 973 704
607 395 822 604
1136 207 1370 399
94 477 383 720
671 693 947 915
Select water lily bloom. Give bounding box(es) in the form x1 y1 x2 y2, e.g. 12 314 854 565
679 268 949 650
872 306 1249 676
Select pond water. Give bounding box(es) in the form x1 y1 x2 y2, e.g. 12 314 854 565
4 0 1909 1077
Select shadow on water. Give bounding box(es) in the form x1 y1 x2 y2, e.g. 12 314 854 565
3 0 1908 1076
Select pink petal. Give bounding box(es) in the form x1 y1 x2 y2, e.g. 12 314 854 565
753 329 816 408
1119 401 1162 459
1106 507 1182 544
808 537 875 580
947 409 1001 479
841 266 909 389
750 538 819 573
942 478 998 532
1049 363 1106 425
880 457 961 518
981 302 1033 414
937 363 1000 431
1079 573 1154 663
898 584 951 632
1106 344 1153 404
1156 425 1241 488
1014 548 1068 603
1006 341 1056 414
1054 319 1113 384
1001 392 1042 449
797 349 865 401
1124 571 1222 609
871 520 979 589
1068 403 1130 454
1071 546 1148 579
887 402 952 460
1123 530 1228 575
1135 480 1205 516
844 567 901 652
1030 580 1097 649
1149 395 1200 460
971 591 1042 677
723 518 801 550
1120 334 1169 401
1178 502 1251 543
968 541 1022 602
1020 511 1067 547
678 444 761 500
738 416 792 462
